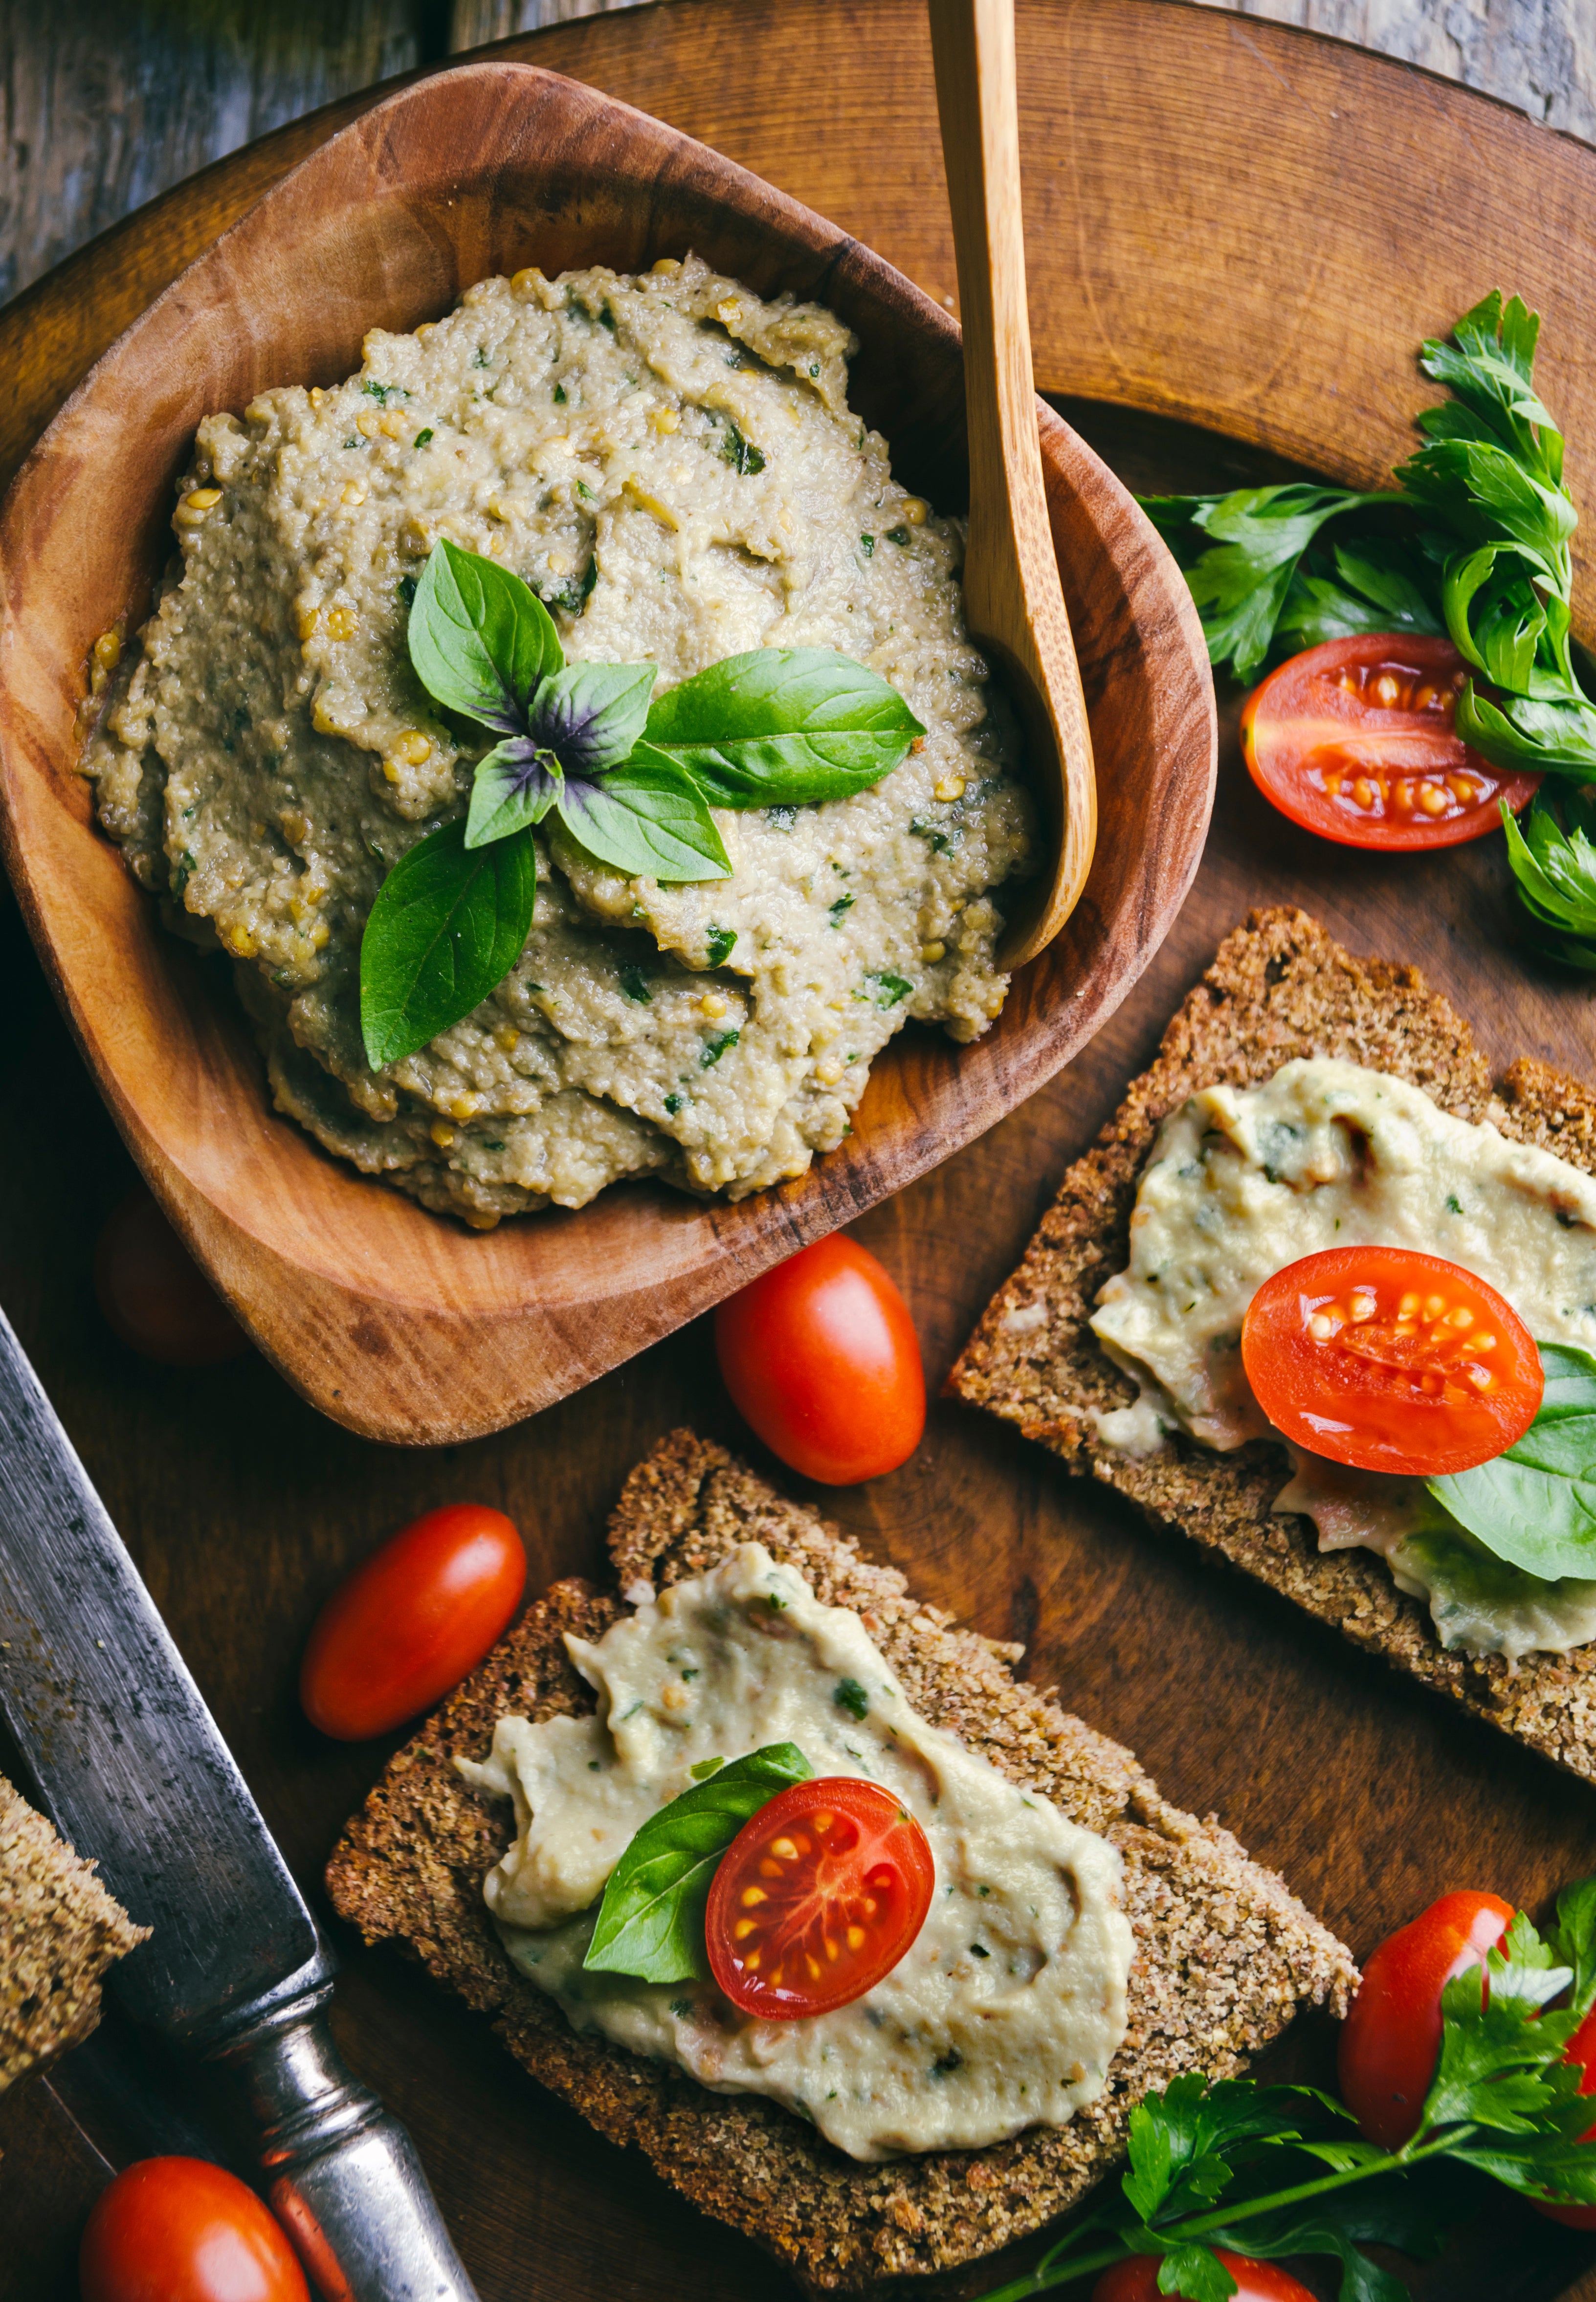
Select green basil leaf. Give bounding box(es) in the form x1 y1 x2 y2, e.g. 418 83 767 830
358 819 536 1068
1429 1344 1596 1581
407 539 561 731
582 1741 814 1984
642 649 923 806
556 757 732 882
532 659 657 777
465 741 557 849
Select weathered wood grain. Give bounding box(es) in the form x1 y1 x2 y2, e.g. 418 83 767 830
1201 0 1596 143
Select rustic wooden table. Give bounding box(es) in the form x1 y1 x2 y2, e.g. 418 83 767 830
5 1 1596 2298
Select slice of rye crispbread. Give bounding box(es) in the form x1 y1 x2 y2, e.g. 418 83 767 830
949 903 1596 1781
327 1427 1353 2293
0 1771 149 2090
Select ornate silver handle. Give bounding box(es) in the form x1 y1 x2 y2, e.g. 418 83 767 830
203 1961 480 2302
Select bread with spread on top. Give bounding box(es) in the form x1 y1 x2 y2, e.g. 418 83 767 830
949 904 1596 1781
326 1427 1352 2292
0 1770 148 2090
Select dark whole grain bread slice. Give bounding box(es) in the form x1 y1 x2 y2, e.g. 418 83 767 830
327 1427 1352 2292
949 904 1596 1782
0 1770 149 2090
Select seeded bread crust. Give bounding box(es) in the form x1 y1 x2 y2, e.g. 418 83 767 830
326 1428 1352 2292
948 905 1596 1782
0 1771 149 2090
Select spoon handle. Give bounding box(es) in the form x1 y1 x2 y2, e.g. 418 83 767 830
928 0 1096 965
927 0 1054 613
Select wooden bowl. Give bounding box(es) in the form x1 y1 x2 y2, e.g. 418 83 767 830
0 60 1214 1445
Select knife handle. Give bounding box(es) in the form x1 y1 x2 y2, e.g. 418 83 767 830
207 1975 480 2302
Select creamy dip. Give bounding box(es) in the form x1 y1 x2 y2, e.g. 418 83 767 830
84 258 1032 1227
460 1544 1131 2161
1090 1059 1596 1660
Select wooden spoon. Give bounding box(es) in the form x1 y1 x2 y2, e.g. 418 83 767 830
928 0 1097 968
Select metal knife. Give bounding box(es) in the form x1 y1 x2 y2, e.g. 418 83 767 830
0 1303 479 2301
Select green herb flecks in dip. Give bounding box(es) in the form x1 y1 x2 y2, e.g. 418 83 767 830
85 258 1032 1227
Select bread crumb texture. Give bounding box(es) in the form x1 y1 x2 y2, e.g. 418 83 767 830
327 1427 1352 2290
950 903 1596 1781
0 1771 148 2089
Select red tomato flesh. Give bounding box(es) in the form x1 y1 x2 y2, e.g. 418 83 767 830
1338 1889 1514 2148
1536 1999 1596 2227
1241 634 1540 850
300 1502 526 1740
706 1776 935 2018
80 2156 309 2302
1094 2250 1315 2302
714 1234 926 1485
1241 1246 1543 1476
94 1187 249 1367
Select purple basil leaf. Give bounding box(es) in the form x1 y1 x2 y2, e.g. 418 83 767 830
529 659 657 777
465 739 562 848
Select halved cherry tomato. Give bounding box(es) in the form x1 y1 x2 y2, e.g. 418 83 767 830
705 1775 935 2017
94 1186 249 1367
1241 1246 1543 1477
80 2156 309 2302
1094 2252 1314 2302
1338 1889 1514 2148
1241 634 1540 849
300 1502 526 1739
1535 1999 1596 2228
714 1234 926 1485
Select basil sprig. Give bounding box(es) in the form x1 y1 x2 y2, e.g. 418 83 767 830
1428 1342 1596 1582
357 540 924 1069
582 1742 813 1986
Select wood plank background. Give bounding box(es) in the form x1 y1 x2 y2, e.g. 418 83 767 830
1 0 1591 311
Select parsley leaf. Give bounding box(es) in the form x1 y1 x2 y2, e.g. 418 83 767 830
1503 791 1596 966
1139 290 1596 786
965 1877 1596 2302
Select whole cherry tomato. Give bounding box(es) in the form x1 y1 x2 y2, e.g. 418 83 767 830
80 2156 308 2302
1338 1888 1514 2147
1094 2252 1315 2301
713 1235 926 1484
1241 1246 1542 1478
94 1187 248 1367
1240 633 1540 850
705 1776 935 2017
300 1502 526 1739
1535 1999 1596 2228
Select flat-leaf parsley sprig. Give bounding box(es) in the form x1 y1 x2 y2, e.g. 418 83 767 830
358 539 925 1069
1140 291 1596 790
969 1879 1596 2302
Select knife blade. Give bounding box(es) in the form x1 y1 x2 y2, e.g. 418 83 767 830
0 1302 479 2300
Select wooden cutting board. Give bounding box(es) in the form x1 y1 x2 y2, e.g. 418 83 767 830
5 2 1596 2297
